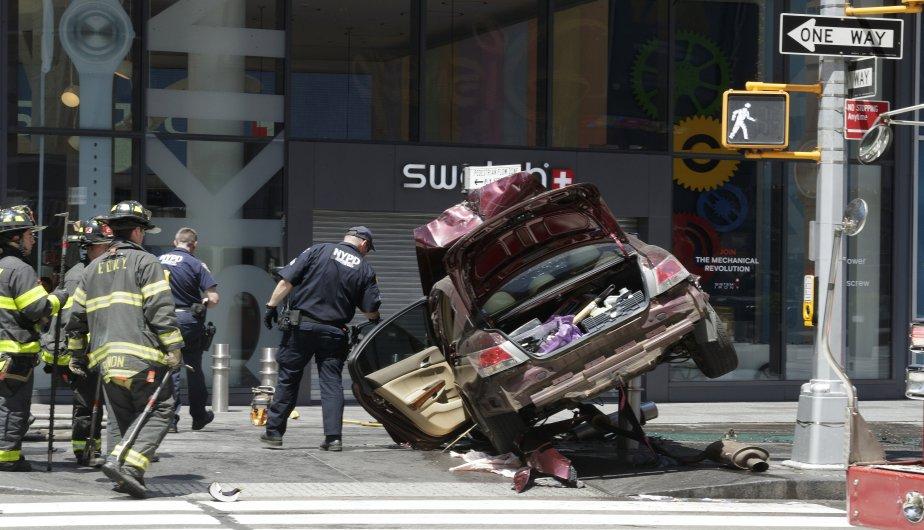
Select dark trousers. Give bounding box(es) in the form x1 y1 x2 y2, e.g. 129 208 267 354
0 357 34 463
266 324 348 438
171 314 208 423
71 370 103 456
106 371 174 475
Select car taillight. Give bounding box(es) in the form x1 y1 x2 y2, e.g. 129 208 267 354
644 246 690 295
462 331 527 377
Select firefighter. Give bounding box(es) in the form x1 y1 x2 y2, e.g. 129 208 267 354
158 227 219 433
261 226 381 452
41 218 113 464
65 200 183 498
0 207 69 472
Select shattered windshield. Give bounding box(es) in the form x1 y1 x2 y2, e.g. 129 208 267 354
481 243 622 315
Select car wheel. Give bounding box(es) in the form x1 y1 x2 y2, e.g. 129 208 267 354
691 303 738 378
475 411 528 454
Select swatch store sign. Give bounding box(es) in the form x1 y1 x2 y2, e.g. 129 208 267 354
402 162 575 191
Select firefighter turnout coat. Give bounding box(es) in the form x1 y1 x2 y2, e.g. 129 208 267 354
40 262 85 366
66 240 184 381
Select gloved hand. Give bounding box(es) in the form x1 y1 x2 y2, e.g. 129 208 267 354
263 305 278 330
165 348 183 371
51 288 69 310
68 355 88 378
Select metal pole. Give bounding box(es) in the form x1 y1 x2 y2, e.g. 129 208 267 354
211 344 230 412
784 0 850 470
616 377 642 460
259 347 278 387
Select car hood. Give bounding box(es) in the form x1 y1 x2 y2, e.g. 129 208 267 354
413 172 547 294
443 183 629 322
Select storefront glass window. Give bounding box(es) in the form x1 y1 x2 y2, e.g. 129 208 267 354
145 136 284 389
146 0 284 139
290 1 415 141
670 1 780 381
424 0 539 146
10 0 138 132
845 165 893 379
550 0 668 150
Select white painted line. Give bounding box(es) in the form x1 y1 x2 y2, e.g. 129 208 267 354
202 499 844 515
0 514 220 528
0 500 201 514
234 512 851 527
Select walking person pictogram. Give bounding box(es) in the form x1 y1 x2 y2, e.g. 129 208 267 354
728 102 756 140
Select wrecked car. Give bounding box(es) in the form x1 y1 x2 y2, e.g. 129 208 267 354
347 173 737 453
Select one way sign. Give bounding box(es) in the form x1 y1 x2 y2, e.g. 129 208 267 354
779 13 903 59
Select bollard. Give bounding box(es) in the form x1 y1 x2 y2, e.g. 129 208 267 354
259 347 278 387
211 344 230 412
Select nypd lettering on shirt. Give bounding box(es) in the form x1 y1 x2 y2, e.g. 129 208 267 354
159 254 184 266
332 247 361 269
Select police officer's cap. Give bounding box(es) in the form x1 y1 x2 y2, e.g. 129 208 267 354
0 206 44 235
347 226 375 251
102 200 161 234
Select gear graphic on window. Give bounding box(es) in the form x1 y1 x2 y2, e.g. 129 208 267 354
696 183 749 233
632 30 731 120
673 116 740 192
672 212 720 281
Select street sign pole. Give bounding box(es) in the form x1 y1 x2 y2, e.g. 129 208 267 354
784 0 850 470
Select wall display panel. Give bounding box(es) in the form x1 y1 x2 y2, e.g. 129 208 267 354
670 160 781 381
424 0 540 146
10 0 138 132
289 0 415 141
550 0 668 150
145 136 284 389
146 0 284 139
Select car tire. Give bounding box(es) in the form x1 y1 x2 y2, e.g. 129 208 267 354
691 303 738 378
473 410 528 454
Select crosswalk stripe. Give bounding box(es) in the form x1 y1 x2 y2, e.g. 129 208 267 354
237 512 851 528
0 500 202 514
0 513 220 528
202 499 845 515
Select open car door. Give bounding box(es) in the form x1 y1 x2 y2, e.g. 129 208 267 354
347 299 471 448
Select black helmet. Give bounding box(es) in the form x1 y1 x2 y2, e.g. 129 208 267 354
70 217 114 246
9 205 46 232
0 207 42 236
102 200 160 234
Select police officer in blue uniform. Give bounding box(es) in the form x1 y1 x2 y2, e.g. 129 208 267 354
261 226 381 452
158 228 220 432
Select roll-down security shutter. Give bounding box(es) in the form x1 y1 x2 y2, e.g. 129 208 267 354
312 210 440 319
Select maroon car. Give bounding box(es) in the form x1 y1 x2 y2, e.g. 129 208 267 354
348 173 737 452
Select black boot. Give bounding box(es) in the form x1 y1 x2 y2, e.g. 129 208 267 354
0 457 32 472
101 461 147 499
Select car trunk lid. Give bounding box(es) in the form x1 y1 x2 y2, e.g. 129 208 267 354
444 184 629 324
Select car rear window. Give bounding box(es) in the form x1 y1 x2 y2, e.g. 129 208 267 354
481 242 622 315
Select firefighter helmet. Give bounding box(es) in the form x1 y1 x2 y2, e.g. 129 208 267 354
102 200 160 234
69 217 114 246
9 205 47 232
0 207 43 236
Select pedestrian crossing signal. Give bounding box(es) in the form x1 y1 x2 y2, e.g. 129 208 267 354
721 90 790 150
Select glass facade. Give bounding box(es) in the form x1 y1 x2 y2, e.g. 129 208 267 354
1 1 907 397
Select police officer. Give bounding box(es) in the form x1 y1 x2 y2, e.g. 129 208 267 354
261 226 381 451
158 227 219 433
41 218 113 464
0 207 68 471
65 200 183 498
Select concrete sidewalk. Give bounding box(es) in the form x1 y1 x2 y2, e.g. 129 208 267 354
4 401 920 503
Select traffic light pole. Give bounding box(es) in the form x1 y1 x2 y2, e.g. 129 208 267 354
784 0 851 469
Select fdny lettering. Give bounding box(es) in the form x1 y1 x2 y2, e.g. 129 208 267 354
159 254 184 266
332 248 361 269
98 257 128 274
